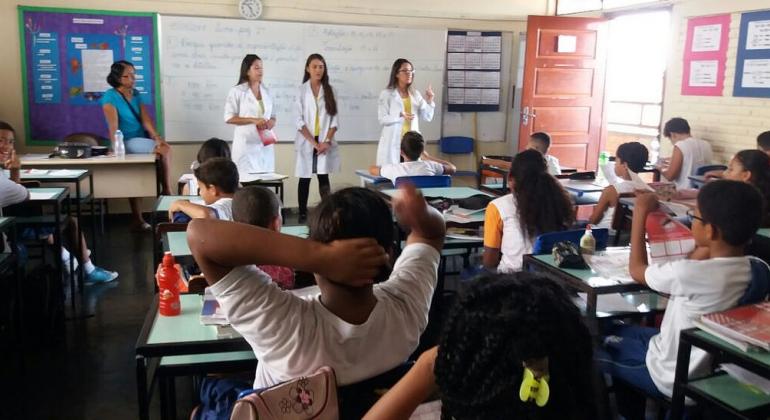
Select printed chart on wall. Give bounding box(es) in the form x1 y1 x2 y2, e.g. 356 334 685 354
18 7 159 144
446 31 503 112
681 14 730 96
734 10 770 98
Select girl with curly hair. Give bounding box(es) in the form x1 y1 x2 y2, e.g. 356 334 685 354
364 272 597 420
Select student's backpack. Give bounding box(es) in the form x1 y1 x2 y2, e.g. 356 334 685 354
230 367 338 420
738 257 770 305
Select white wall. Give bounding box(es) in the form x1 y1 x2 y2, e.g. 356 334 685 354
661 0 770 161
3 0 555 210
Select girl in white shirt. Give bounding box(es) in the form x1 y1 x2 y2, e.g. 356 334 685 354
483 150 575 272
294 54 339 221
376 58 435 165
659 117 712 190
224 54 277 176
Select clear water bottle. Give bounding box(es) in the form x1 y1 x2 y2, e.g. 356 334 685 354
114 130 125 159
597 151 609 183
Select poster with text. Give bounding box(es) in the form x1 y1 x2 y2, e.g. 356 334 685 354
734 10 770 98
682 14 730 96
19 7 158 144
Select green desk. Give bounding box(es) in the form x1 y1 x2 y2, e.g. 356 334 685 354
381 186 490 201
163 225 310 259
6 188 78 306
671 329 770 419
758 229 770 239
135 294 252 420
522 252 653 327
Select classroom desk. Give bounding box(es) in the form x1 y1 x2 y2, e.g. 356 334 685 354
6 188 76 306
355 169 392 189
135 294 252 420
619 196 697 217
381 186 489 201
522 251 653 329
21 154 159 198
240 173 288 204
670 328 770 419
758 229 770 239
559 179 607 197
11 168 97 260
163 225 310 262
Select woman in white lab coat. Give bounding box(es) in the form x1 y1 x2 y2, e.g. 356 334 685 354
224 54 276 176
294 53 339 222
376 58 435 165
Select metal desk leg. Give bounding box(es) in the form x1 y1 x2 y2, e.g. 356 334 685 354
75 182 84 293
160 375 169 420
670 337 693 419
136 356 150 420
54 200 74 311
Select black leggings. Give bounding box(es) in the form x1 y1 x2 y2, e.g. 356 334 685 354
298 175 330 215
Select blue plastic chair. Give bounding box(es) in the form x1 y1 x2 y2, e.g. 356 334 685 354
394 175 451 188
694 164 726 176
440 136 477 177
531 228 609 255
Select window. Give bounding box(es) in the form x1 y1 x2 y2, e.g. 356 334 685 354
557 0 667 15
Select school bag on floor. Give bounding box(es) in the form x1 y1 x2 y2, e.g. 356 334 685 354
230 367 338 420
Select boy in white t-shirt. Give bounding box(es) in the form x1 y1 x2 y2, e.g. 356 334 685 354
658 117 713 189
528 132 561 176
369 131 456 182
169 157 237 221
187 184 445 389
597 180 766 409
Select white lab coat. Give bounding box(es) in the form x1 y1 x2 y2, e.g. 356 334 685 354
294 82 340 177
224 82 275 175
376 88 435 165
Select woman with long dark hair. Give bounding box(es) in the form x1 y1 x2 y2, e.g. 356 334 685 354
224 54 276 176
376 58 435 165
483 149 575 272
294 53 340 222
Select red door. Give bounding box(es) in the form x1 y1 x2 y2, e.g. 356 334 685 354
518 16 608 171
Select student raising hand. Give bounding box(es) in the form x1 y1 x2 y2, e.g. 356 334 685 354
393 183 445 251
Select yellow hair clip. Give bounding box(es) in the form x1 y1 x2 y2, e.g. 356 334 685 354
519 367 550 407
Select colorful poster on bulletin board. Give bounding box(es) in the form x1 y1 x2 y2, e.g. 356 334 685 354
18 7 159 145
734 10 770 98
681 14 730 96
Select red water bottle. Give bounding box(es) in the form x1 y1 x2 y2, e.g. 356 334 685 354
157 252 181 316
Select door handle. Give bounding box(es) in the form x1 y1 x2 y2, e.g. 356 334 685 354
521 106 536 126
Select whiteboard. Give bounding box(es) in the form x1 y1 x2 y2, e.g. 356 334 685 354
159 15 446 143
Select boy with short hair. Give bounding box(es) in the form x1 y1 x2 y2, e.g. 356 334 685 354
369 131 456 182
588 142 649 228
188 184 445 388
528 131 561 176
231 186 294 289
757 131 770 156
598 180 767 400
658 117 713 190
0 121 117 283
169 157 238 221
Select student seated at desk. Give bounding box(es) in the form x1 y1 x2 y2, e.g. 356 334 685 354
483 149 574 272
0 121 117 283
758 131 770 157
188 184 444 389
231 186 294 289
527 131 561 176
169 158 238 221
658 117 713 190
368 131 456 182
364 272 596 420
180 138 231 196
597 181 769 406
588 142 649 229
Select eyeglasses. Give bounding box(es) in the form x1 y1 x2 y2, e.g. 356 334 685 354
398 70 415 74
686 209 704 224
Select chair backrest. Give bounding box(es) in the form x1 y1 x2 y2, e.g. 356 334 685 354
394 175 451 188
738 258 770 306
532 228 609 255
440 136 473 154
695 164 727 176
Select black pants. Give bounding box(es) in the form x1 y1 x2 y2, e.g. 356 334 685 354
298 146 331 216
